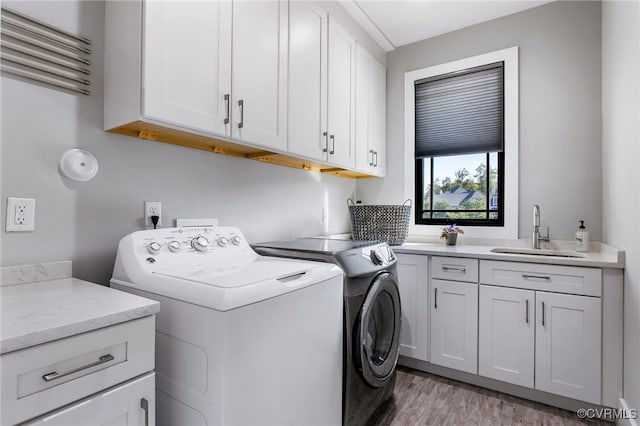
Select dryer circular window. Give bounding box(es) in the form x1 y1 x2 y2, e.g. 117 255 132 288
354 272 401 388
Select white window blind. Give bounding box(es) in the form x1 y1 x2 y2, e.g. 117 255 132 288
415 62 504 158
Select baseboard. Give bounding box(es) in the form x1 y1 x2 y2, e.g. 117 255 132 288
617 398 638 426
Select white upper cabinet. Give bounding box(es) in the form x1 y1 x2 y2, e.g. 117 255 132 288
288 1 328 160
105 1 385 177
355 44 386 176
231 1 288 151
143 1 232 136
327 17 356 169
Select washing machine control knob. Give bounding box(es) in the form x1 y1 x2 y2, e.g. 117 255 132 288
192 236 210 252
218 236 229 247
370 249 383 265
231 235 242 245
168 241 182 253
147 241 161 255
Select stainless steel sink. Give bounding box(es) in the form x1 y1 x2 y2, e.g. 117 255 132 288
490 247 587 258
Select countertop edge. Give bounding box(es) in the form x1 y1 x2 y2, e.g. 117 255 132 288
393 245 625 269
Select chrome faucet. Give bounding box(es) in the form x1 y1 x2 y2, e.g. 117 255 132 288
532 204 550 249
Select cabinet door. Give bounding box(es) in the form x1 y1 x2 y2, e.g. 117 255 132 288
430 279 478 374
355 44 386 175
143 1 232 136
396 254 429 361
231 0 288 150
288 1 327 161
479 285 534 387
327 17 356 168
535 292 601 404
26 374 155 426
369 56 386 175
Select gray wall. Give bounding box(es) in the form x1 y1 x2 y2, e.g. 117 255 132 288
0 0 384 285
602 0 640 415
358 1 603 241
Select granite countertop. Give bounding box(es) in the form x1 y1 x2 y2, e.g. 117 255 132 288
1 262 160 354
392 240 625 269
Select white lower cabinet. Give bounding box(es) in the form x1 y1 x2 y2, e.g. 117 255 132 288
535 291 601 404
25 373 155 426
430 279 478 374
479 285 535 387
396 254 429 361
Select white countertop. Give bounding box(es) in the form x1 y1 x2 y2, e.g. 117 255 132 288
1 277 160 354
393 241 625 268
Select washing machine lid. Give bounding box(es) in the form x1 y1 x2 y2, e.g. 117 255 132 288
153 257 315 288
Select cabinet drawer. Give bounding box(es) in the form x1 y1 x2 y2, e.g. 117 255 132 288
479 260 601 297
1 316 154 425
24 373 155 426
431 256 478 283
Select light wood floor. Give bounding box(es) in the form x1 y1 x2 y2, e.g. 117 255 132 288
370 367 609 425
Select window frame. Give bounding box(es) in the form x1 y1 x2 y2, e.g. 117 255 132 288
415 152 505 226
404 47 519 239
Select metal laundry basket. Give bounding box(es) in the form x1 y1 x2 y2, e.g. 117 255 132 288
348 199 412 246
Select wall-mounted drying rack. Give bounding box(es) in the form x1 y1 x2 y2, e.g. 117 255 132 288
0 6 91 95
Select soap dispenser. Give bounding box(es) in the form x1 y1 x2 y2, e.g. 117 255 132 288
576 220 590 252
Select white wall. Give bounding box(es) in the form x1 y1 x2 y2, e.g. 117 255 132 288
0 1 384 285
602 0 640 415
358 1 603 241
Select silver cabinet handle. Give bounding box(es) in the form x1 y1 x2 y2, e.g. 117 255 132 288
525 299 529 324
541 301 545 326
329 135 335 155
373 150 378 167
369 149 374 166
522 274 551 281
224 94 230 124
442 265 466 272
140 398 149 426
434 288 438 309
42 354 114 382
238 99 244 129
323 132 328 153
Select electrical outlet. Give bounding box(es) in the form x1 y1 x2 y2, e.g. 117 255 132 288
144 201 161 228
6 197 36 232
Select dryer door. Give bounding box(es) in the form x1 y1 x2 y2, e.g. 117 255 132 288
354 272 401 388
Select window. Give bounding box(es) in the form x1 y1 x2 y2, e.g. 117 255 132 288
403 47 518 238
415 62 504 226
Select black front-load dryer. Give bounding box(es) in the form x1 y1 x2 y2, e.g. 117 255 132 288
252 238 401 426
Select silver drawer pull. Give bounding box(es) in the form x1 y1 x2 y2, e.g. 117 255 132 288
141 398 149 426
442 265 466 272
522 274 551 281
525 299 529 324
42 354 114 382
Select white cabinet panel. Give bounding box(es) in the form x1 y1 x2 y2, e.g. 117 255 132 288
25 374 155 426
231 0 288 150
327 17 355 168
479 285 534 387
143 0 232 136
355 44 385 175
430 279 478 374
535 292 601 404
396 254 429 361
288 1 327 160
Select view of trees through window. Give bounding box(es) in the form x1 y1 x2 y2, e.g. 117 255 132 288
420 152 500 221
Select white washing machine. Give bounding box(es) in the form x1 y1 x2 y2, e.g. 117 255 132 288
111 226 343 426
